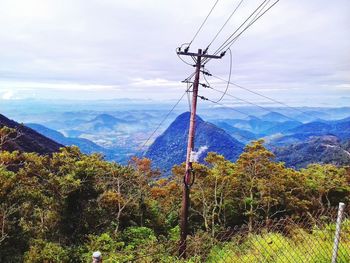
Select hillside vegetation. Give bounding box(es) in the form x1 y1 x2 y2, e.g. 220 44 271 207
0 125 350 262
0 114 62 154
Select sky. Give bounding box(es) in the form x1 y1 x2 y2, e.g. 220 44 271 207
0 0 349 106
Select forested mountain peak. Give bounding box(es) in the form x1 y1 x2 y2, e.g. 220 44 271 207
146 112 244 172
0 114 62 154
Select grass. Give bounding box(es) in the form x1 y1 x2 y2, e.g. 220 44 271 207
206 220 350 263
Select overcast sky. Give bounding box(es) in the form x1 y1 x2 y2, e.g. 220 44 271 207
0 0 349 106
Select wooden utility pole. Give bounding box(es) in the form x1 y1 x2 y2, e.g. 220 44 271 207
177 48 222 258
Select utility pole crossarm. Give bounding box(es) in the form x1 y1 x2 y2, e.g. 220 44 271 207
177 51 222 59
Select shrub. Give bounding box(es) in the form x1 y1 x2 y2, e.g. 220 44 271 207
24 239 69 263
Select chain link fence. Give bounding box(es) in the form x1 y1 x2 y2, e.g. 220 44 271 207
205 203 349 263
95 203 349 262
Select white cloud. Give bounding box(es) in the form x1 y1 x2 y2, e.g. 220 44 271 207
130 78 181 88
335 84 350 90
0 81 119 91
1 90 15 100
0 0 348 104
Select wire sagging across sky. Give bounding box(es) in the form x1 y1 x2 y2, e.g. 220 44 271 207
137 85 192 156
188 0 220 49
202 0 280 65
209 74 316 119
205 0 245 51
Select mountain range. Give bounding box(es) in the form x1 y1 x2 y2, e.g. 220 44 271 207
273 135 350 169
1 109 350 171
146 112 350 172
146 112 244 172
26 123 115 157
78 113 135 132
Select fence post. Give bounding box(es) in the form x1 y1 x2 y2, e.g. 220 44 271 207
331 202 345 263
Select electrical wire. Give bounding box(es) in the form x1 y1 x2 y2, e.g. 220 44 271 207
183 72 196 83
199 94 311 143
137 86 192 156
191 56 197 64
199 95 252 120
208 86 302 123
209 0 269 57
213 48 232 102
203 0 279 65
188 0 220 48
210 74 316 118
247 0 272 27
198 95 269 142
176 46 194 67
203 72 211 88
186 82 192 112
222 0 280 52
206 0 245 50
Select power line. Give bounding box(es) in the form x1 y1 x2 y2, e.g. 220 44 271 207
221 0 280 52
188 0 220 48
200 95 248 116
183 72 196 83
210 74 315 118
137 86 191 155
186 82 192 112
176 46 194 67
203 0 280 65
198 95 261 143
206 0 270 59
205 0 245 50
208 85 302 123
248 0 272 27
213 48 232 102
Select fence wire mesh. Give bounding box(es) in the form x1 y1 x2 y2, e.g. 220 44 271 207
114 205 350 263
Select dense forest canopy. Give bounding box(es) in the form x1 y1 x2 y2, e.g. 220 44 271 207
0 126 349 262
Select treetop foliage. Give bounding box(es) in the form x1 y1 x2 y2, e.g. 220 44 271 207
0 137 349 262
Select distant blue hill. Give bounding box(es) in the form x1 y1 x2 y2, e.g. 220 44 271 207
273 135 350 169
26 123 117 159
146 112 244 173
216 118 279 135
261 111 292 122
213 121 258 143
267 133 315 146
86 114 131 131
74 113 139 132
286 118 350 139
287 121 332 134
91 113 128 125
267 116 350 146
262 120 302 134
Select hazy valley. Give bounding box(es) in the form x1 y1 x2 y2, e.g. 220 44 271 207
2 99 350 171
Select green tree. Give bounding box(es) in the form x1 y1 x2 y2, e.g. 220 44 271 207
234 140 309 230
24 239 69 263
129 157 160 227
0 167 18 245
0 126 22 151
190 153 236 236
97 163 137 234
302 164 349 209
